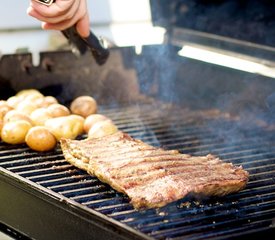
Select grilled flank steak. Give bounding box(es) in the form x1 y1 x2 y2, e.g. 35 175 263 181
60 131 249 209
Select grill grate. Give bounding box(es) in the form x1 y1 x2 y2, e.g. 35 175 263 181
1 103 275 239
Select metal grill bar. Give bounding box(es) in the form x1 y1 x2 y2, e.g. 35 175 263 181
48 179 101 192
36 173 90 187
1 104 275 239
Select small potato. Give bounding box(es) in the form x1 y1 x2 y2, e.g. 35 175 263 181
0 100 13 119
23 92 45 105
44 96 58 104
38 96 58 107
3 110 33 125
16 89 42 99
16 100 38 115
6 96 21 108
47 103 70 118
68 114 85 136
0 100 8 107
0 119 3 140
25 126 57 152
30 108 53 126
88 119 118 139
70 96 97 118
83 114 109 133
45 115 84 140
1 120 32 144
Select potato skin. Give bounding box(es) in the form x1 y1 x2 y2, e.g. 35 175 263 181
0 119 3 140
47 103 70 118
0 100 13 120
6 96 20 108
37 96 58 108
68 114 85 135
16 100 38 115
88 119 118 139
25 126 57 152
84 114 109 133
30 108 53 126
70 96 97 118
3 110 33 125
16 89 42 98
44 96 58 105
45 115 84 140
1 120 32 144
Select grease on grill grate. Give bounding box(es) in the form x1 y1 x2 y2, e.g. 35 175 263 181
1 104 275 239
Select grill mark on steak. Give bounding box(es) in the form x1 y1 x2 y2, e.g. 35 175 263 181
65 141 182 167
70 142 157 161
108 154 219 169
94 161 246 192
110 162 240 180
60 131 249 209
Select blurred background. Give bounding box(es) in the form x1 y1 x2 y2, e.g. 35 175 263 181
0 0 165 56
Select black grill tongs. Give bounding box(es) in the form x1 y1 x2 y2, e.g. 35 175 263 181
62 27 110 65
34 0 110 65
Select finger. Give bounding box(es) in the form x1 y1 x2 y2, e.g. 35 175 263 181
42 18 76 31
75 0 90 37
42 11 90 36
29 0 90 36
27 7 45 21
76 13 90 38
29 0 75 18
27 2 80 24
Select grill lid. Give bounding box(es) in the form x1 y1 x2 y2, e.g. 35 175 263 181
150 0 275 48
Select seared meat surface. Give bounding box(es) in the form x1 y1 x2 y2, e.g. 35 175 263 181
60 131 249 209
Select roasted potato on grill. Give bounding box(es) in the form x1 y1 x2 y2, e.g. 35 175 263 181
16 89 42 99
70 96 97 118
0 119 3 139
88 119 118 139
30 108 53 126
83 114 109 133
16 101 38 115
44 96 58 105
45 115 84 140
37 96 58 108
3 110 33 125
0 100 13 119
47 103 70 118
68 114 85 135
6 96 21 108
1 120 32 144
25 126 57 152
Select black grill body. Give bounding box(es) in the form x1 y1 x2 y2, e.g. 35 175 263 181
1 84 275 239
1 1 275 239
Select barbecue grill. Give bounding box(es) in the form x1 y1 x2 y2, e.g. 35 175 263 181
1 0 275 239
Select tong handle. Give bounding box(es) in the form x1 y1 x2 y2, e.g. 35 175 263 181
83 31 110 65
33 1 109 65
62 26 110 65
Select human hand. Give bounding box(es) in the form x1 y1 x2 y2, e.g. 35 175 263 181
27 0 90 37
